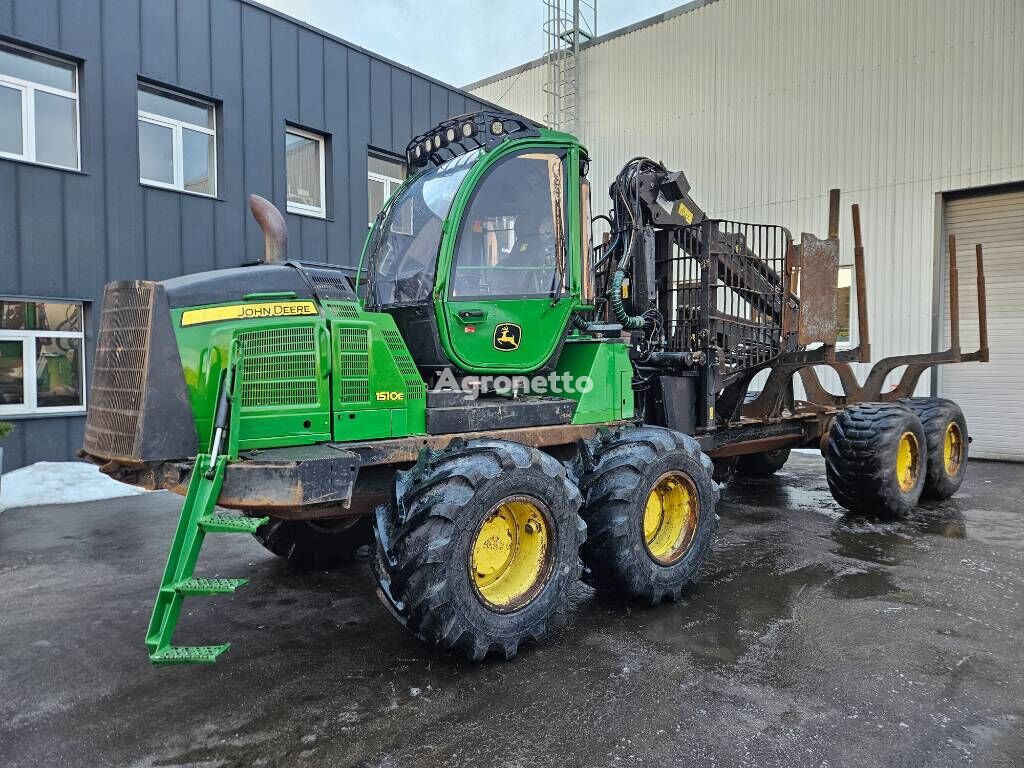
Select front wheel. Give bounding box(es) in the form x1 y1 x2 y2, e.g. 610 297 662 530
576 426 719 604
253 516 371 569
372 439 585 661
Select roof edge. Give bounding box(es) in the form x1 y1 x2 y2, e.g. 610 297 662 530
240 0 501 109
463 0 719 91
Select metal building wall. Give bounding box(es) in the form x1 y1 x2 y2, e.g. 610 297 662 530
0 0 487 470
471 0 1024 395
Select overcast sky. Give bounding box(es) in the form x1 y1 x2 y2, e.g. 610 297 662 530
258 0 682 88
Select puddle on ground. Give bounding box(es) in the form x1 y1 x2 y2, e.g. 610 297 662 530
952 508 1024 551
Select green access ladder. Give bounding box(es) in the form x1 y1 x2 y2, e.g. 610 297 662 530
145 347 266 665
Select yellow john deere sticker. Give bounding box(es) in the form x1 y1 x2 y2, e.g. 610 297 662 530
493 323 521 351
180 301 319 327
678 202 695 224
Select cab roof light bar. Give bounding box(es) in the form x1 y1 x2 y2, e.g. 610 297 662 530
406 110 543 169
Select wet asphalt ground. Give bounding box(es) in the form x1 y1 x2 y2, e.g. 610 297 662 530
1 453 1022 767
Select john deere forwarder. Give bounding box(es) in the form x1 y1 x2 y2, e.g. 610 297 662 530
80 111 989 665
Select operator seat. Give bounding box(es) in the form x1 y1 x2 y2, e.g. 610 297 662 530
500 214 550 294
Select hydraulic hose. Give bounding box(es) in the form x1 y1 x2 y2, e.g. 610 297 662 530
611 269 647 330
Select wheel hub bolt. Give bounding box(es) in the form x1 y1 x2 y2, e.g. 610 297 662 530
524 520 540 534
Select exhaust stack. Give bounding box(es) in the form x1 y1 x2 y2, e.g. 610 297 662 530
248 194 288 264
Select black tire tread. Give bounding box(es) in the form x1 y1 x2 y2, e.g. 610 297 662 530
577 426 719 604
253 517 371 569
736 448 791 477
825 403 926 516
375 439 585 662
899 397 969 499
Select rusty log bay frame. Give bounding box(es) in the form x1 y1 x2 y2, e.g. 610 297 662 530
744 189 989 422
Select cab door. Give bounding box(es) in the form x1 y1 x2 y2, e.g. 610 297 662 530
439 147 578 373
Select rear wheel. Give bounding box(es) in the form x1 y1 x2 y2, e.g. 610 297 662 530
372 439 585 661
736 448 791 477
253 516 371 568
900 397 969 499
826 403 927 516
576 426 719 604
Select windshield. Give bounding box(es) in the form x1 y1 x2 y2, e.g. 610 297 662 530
366 149 481 306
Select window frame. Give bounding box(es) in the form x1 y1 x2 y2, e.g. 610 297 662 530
367 151 407 226
448 148 569 301
0 299 87 416
137 84 217 198
285 125 327 219
0 43 81 171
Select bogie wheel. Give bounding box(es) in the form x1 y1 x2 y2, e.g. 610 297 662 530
899 397 969 499
736 448 791 477
826 403 928 516
253 516 371 569
372 439 585 661
576 426 719 604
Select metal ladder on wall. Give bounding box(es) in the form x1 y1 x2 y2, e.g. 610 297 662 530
145 343 267 665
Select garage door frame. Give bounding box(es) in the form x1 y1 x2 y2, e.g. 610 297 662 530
932 180 1024 459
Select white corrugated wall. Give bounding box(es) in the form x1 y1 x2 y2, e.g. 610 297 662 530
471 0 1024 396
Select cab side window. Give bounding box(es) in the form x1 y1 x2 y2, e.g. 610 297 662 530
451 151 567 298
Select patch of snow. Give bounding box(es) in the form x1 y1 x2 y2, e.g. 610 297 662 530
0 461 148 511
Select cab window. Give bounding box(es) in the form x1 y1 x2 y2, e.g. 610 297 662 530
451 151 568 298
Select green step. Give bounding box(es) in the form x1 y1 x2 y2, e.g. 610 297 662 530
198 513 268 534
168 577 248 596
150 644 231 665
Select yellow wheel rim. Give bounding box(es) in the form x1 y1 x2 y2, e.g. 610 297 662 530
470 498 552 612
896 431 920 492
943 422 964 477
642 471 700 565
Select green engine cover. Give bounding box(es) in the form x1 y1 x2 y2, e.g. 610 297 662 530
171 299 427 451
322 301 426 441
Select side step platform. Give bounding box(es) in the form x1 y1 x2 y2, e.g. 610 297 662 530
145 452 268 665
425 394 577 435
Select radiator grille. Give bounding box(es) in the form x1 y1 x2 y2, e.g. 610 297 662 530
237 326 319 408
323 301 361 319
382 328 425 400
338 328 370 404
83 283 155 459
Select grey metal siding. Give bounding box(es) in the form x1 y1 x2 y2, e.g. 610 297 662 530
0 0 490 471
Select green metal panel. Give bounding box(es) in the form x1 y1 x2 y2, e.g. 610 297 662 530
170 298 427 452
553 337 635 424
170 308 332 451
326 302 426 441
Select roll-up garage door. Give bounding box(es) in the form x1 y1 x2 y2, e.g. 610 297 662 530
941 188 1024 461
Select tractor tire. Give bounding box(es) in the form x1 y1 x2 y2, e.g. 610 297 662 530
253 516 371 569
372 439 585 662
711 457 738 484
576 426 719 604
826 403 927 517
899 397 969 499
736 448 791 477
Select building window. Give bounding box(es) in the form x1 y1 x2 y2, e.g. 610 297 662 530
0 299 86 415
837 265 853 345
368 152 406 225
286 127 327 218
137 84 216 196
0 43 80 170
